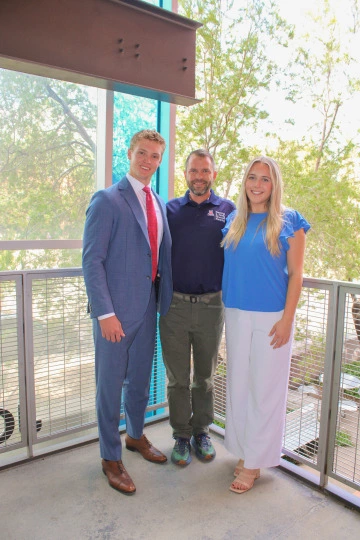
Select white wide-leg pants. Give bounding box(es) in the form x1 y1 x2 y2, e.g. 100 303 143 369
224 308 294 469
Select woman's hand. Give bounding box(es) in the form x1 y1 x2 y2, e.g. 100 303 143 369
268 318 292 349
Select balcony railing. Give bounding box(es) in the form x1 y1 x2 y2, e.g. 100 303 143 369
1 270 359 506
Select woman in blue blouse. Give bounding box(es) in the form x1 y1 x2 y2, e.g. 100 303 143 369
222 156 310 494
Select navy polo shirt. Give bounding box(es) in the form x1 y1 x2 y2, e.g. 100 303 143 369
166 189 236 294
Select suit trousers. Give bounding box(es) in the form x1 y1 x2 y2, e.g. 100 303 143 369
224 307 294 469
93 286 157 461
159 291 224 439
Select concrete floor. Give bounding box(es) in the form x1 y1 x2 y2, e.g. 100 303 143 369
1 422 359 540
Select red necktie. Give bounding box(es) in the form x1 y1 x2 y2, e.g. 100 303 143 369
143 186 158 282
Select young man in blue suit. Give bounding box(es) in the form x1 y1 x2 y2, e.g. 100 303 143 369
82 129 172 495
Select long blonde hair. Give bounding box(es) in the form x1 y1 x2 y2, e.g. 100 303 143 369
222 156 284 256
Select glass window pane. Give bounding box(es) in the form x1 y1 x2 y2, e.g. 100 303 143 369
112 92 157 183
0 69 97 244
3 249 82 271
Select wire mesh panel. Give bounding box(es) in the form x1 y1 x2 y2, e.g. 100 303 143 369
148 321 167 412
31 274 96 440
31 273 167 441
0 276 24 450
214 331 226 428
119 317 168 427
331 290 360 486
283 285 329 464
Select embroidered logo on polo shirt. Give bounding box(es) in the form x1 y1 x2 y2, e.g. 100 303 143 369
207 209 214 216
215 211 226 222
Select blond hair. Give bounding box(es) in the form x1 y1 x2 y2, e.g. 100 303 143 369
222 156 284 256
129 129 166 154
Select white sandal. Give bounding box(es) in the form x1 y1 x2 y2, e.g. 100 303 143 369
230 468 260 494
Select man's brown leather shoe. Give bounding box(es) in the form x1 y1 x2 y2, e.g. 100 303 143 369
125 434 167 463
101 459 136 495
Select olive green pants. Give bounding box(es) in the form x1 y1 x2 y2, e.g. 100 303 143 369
159 291 224 439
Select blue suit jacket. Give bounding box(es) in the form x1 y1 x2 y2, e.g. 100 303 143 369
82 176 173 324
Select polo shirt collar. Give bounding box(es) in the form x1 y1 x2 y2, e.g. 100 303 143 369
180 189 220 207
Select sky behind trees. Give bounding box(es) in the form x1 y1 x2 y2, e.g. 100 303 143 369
246 0 360 146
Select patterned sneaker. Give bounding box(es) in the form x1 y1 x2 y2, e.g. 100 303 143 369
171 437 191 466
191 433 216 461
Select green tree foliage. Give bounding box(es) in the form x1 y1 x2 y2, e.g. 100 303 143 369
273 0 360 280
176 0 294 196
176 0 360 281
275 140 360 280
0 69 96 269
289 0 360 171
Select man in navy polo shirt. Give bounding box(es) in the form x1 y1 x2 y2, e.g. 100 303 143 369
159 149 235 466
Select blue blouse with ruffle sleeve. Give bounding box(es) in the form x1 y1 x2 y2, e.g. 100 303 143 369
221 208 310 312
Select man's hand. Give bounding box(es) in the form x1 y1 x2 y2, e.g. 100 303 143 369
99 315 126 343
